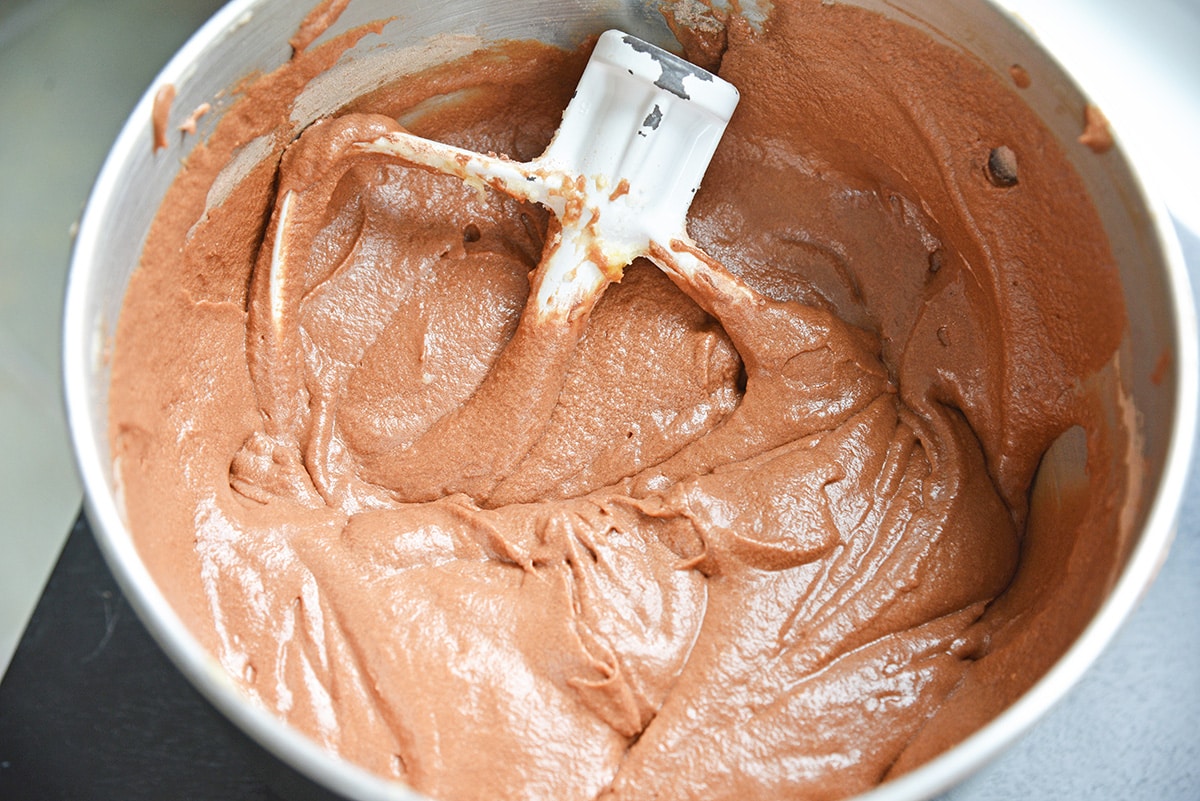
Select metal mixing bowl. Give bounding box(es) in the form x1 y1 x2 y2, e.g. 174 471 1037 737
62 0 1197 799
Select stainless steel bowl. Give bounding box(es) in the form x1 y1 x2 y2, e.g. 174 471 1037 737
62 0 1198 799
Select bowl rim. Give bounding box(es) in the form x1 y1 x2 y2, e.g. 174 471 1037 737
60 0 1199 799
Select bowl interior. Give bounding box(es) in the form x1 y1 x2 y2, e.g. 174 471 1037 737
63 0 1197 798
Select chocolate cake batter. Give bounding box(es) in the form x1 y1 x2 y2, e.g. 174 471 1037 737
108 2 1137 799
